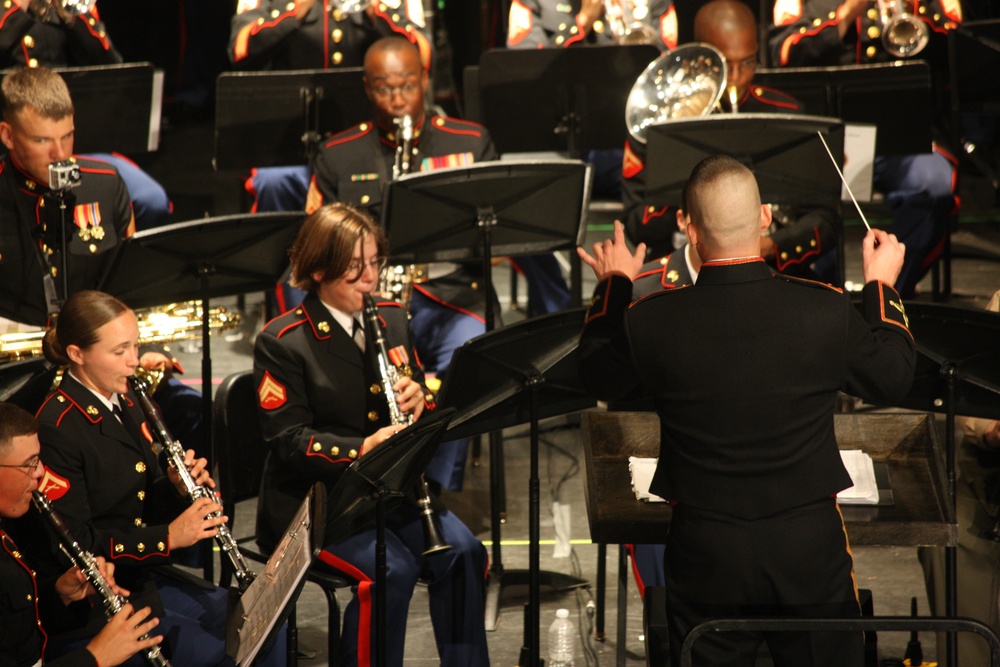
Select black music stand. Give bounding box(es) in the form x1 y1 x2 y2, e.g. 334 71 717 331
52 63 161 154
437 308 597 666
99 211 304 578
0 357 57 414
381 160 591 331
753 62 933 156
323 408 456 667
871 300 1000 667
214 69 369 171
477 44 660 156
227 482 326 666
949 20 1000 116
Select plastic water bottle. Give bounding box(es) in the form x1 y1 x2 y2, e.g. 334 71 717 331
547 608 576 667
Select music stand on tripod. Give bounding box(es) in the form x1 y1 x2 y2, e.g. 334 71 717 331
877 300 1000 667
98 212 304 577
214 69 369 172
644 113 846 282
437 308 597 667
323 407 456 667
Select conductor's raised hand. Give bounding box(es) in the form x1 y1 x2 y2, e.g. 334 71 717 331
862 228 905 287
576 220 646 282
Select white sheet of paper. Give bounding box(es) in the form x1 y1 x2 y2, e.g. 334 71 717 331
841 124 877 203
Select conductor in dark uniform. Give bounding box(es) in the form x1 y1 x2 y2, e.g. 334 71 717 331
623 0 839 280
578 155 915 665
254 203 489 667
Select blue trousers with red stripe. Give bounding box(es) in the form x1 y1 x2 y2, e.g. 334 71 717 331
318 504 489 667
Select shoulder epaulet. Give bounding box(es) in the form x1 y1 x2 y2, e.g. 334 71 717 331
69 155 119 178
629 283 692 308
749 86 802 112
775 273 844 293
324 122 375 149
427 115 486 137
262 307 309 339
37 390 100 426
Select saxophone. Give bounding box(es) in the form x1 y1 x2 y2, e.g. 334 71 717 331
362 294 450 555
128 376 257 593
32 490 173 667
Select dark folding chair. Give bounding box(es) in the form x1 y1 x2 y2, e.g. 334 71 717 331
214 370 351 667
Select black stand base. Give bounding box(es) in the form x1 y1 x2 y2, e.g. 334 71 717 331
485 566 589 631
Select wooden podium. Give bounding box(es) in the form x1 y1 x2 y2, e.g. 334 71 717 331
581 410 956 665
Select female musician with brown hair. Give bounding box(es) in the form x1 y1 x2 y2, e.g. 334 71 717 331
254 203 490 667
14 290 285 667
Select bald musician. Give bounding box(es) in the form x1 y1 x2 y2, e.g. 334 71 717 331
579 155 915 666
623 0 840 281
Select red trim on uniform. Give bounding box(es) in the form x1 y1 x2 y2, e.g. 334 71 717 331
641 206 669 225
750 86 800 110
246 168 260 214
625 544 647 599
1 530 48 655
324 124 374 149
0 7 19 30
79 166 117 176
274 316 307 340
775 272 844 293
80 11 112 51
701 257 765 267
432 117 485 138
317 550 374 667
411 285 486 324
875 281 914 339
584 278 615 324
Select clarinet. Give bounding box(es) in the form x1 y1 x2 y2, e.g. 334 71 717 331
362 294 451 555
31 491 173 667
127 376 257 593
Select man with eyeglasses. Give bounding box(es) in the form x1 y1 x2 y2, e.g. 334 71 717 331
621 0 840 281
0 402 165 667
303 36 500 494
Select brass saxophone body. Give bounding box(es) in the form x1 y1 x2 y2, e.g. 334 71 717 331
362 294 450 556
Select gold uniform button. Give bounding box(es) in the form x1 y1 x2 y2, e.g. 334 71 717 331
317 320 330 333
331 446 340 456
23 35 34 48
89 244 97 253
866 45 877 58
271 9 280 18
471 281 479 290
570 25 578 34
11 550 20 559
115 544 124 553
810 239 817 247
286 1 295 10
158 542 166 551
134 518 142 527
333 28 343 42
754 86 763 96
4 2 12 9
313 442 323 452
137 490 145 500
812 18 822 26
867 25 880 39
780 252 788 260
368 411 379 421
136 462 146 473
86 405 99 416
332 51 343 65
593 19 604 33
558 22 567 30
647 205 656 213
333 8 344 21
795 245 802 253
26 594 32 601
828 11 836 19
370 383 382 395
360 194 370 204
137 543 145 553
359 122 369 131
555 35 565 45
425 393 434 402
392 13 400 22
348 449 358 459
799 26 807 34
867 8 878 19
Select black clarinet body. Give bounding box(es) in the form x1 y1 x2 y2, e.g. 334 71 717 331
31 490 173 667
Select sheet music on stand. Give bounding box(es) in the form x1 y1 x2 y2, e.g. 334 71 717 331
226 483 325 666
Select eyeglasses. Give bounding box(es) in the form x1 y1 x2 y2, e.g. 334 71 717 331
370 82 421 100
347 256 388 275
0 455 41 475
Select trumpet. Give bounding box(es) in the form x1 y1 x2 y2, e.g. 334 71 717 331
606 0 659 45
362 294 451 556
877 0 929 58
27 0 94 22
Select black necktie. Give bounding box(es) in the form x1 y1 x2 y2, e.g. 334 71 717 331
353 318 366 352
112 402 124 423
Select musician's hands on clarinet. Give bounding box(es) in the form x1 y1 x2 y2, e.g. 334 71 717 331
168 496 226 549
861 228 906 287
360 377 424 455
55 556 129 604
84 603 163 667
577 220 647 282
166 448 215 495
